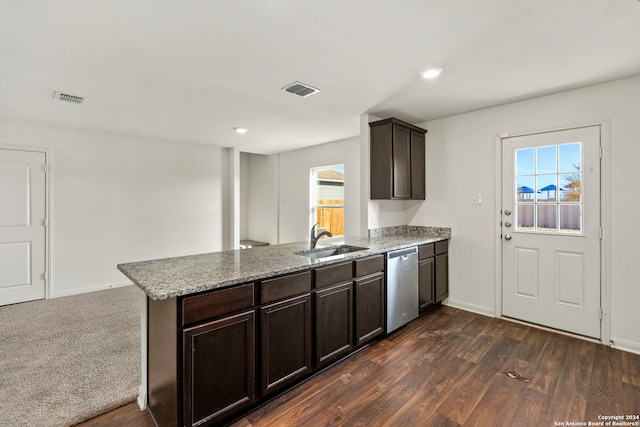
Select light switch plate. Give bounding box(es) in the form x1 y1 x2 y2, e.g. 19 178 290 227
471 194 483 205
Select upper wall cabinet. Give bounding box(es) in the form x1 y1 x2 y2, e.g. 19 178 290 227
370 118 427 200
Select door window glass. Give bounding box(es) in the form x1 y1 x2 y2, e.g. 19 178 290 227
514 142 582 234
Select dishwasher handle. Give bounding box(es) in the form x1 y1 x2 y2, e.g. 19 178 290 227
387 246 418 259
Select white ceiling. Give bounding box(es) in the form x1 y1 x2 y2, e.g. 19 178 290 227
1 1 639 154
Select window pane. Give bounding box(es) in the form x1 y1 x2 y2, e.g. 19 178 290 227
536 145 557 174
516 148 534 175
559 142 581 173
516 176 535 202
312 165 344 236
560 205 581 233
516 204 534 230
537 204 557 231
316 169 344 203
536 175 558 202
560 173 581 202
513 142 582 236
316 207 344 236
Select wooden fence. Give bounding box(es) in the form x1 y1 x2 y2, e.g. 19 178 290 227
317 199 344 236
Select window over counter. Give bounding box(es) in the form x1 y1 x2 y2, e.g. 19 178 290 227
310 164 344 237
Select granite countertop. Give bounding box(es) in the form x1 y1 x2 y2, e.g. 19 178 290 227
118 226 450 300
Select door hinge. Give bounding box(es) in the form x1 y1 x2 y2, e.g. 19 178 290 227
42 218 48 226
599 146 603 159
599 227 603 240
41 272 48 281
42 164 48 173
599 308 604 320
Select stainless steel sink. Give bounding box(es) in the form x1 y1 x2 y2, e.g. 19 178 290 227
295 245 369 259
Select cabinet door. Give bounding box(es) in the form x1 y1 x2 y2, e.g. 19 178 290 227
419 257 435 312
315 282 353 366
392 124 412 199
410 131 426 199
183 310 255 427
435 253 449 302
354 272 384 346
260 294 312 395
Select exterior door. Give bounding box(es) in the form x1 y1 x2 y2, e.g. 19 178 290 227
0 149 47 305
501 126 601 339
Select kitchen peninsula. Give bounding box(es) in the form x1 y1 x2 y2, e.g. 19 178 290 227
118 226 450 427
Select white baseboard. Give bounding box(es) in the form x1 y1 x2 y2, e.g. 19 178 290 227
443 298 496 317
50 282 133 298
611 337 640 355
137 384 147 410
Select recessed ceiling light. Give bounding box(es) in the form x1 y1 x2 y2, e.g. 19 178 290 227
234 127 248 134
421 68 443 79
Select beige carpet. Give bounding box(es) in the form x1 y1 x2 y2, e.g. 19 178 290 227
0 286 141 427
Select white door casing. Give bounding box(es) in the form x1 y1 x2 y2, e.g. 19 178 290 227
0 149 47 305
501 126 601 339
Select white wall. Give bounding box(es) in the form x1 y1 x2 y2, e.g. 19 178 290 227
240 152 249 241
242 152 279 245
278 137 361 243
0 117 226 297
407 75 640 353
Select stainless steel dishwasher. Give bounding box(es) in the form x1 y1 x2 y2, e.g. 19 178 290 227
386 246 419 333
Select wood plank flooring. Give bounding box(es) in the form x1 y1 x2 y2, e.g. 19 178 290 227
77 306 640 426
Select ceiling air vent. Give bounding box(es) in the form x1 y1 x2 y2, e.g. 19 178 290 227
53 91 85 104
281 81 320 97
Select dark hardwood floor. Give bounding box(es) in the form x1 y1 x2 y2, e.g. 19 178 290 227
77 306 640 426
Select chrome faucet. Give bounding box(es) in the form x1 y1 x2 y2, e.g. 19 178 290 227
310 223 333 249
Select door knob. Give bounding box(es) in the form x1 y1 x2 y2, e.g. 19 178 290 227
504 234 512 241
504 209 512 216
504 221 512 228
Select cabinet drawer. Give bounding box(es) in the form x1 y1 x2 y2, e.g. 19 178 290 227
418 243 434 260
261 271 312 304
353 255 384 277
435 239 449 255
314 262 352 288
181 284 255 326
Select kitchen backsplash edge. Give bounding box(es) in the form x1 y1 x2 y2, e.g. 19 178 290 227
368 225 451 239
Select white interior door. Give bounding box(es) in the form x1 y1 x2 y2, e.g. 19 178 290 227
501 126 601 339
0 149 47 305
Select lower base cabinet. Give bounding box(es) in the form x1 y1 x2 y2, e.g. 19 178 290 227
435 252 449 302
315 282 354 366
354 272 385 346
146 250 446 426
419 239 449 312
182 310 256 427
418 257 435 311
260 294 312 395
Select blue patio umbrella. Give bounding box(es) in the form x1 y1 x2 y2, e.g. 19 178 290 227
518 185 534 193
517 185 534 199
537 184 564 199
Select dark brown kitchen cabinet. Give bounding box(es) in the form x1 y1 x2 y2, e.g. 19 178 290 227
354 272 385 346
182 310 256 427
418 257 435 311
315 282 354 367
434 240 449 302
418 239 449 313
146 250 435 426
370 117 427 200
435 252 449 302
260 294 312 396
